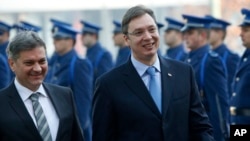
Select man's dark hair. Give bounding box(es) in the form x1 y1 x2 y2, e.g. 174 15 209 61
122 5 157 34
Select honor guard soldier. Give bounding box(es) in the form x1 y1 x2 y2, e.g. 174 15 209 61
0 20 12 89
48 18 72 69
164 17 187 61
0 20 12 59
112 20 130 67
45 21 93 141
230 8 250 125
206 15 240 98
81 21 113 84
182 14 229 141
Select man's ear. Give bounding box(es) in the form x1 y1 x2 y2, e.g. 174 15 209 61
8 58 15 73
123 34 129 43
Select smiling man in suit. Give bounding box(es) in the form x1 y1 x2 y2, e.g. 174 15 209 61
92 5 214 141
0 31 84 141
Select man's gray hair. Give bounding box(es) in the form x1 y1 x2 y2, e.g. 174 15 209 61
6 31 46 60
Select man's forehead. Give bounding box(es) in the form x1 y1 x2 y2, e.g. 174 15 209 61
128 14 156 30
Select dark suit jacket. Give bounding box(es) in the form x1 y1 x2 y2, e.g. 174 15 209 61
0 82 84 141
92 56 214 141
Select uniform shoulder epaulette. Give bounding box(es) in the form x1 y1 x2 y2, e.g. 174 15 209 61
208 50 219 57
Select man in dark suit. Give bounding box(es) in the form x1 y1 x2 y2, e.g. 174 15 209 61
92 5 214 141
0 31 84 141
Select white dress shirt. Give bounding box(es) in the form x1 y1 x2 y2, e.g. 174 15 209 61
15 78 59 141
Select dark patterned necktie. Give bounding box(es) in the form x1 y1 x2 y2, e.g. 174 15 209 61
30 92 52 141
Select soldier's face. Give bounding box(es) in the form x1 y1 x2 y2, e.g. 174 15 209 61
209 29 222 47
124 13 159 64
164 30 180 48
240 26 250 48
82 33 95 48
9 47 48 91
0 31 8 44
53 38 72 55
113 33 124 47
183 29 201 50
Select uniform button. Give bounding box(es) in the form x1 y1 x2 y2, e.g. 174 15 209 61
56 63 60 67
236 77 240 82
187 59 191 63
243 58 248 62
231 122 236 125
53 77 57 81
232 92 236 97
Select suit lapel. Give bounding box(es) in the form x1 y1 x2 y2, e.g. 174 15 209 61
159 57 175 119
8 82 41 138
123 60 161 118
43 83 63 141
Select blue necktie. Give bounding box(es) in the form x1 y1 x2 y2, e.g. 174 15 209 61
146 67 162 113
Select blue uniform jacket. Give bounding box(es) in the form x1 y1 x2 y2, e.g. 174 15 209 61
231 48 250 124
0 41 14 83
186 44 229 141
115 46 130 67
165 44 187 62
213 43 240 98
0 41 8 59
86 42 113 83
0 54 10 89
45 49 93 132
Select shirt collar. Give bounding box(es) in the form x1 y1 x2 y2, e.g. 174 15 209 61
131 54 161 77
14 78 48 102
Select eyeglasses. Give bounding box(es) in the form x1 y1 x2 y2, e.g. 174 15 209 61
126 27 157 37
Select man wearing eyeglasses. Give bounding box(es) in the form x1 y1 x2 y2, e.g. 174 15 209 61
92 5 214 141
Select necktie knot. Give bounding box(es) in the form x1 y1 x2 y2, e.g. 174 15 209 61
146 66 156 76
30 93 39 101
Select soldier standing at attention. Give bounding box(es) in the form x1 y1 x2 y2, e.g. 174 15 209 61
206 15 240 98
45 21 93 141
230 8 250 125
112 20 130 67
182 14 229 141
0 20 12 88
164 17 187 62
81 21 113 84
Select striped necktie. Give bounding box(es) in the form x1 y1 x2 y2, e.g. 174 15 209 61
30 92 52 141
